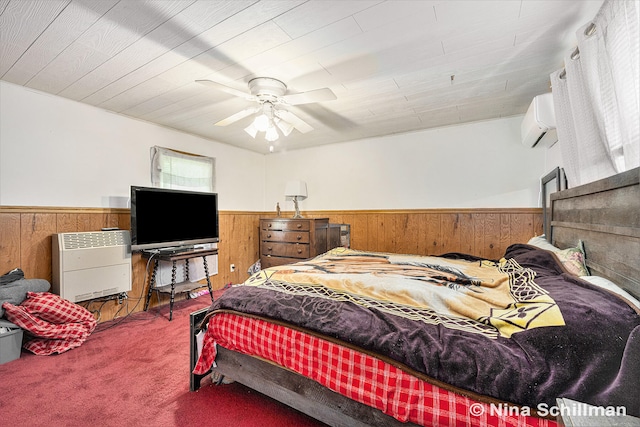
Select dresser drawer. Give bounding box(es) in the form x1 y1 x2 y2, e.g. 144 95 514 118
260 256 305 269
261 242 310 259
261 219 310 231
261 229 310 244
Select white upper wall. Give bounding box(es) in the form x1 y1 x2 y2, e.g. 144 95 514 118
265 117 547 210
0 81 264 210
1 82 551 211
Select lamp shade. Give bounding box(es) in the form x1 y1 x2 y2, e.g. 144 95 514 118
275 117 294 136
244 123 258 138
284 180 307 200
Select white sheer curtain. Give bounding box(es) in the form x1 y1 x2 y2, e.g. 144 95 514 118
550 0 639 187
150 146 215 191
149 146 218 287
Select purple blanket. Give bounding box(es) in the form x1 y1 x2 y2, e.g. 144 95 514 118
208 245 640 416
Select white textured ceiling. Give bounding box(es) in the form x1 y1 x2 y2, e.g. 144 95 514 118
0 0 603 154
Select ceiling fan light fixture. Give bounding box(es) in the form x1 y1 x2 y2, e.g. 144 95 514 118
244 123 258 138
265 125 279 142
275 117 294 136
253 113 270 132
196 77 334 148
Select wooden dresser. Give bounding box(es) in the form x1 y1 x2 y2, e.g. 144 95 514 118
260 218 339 268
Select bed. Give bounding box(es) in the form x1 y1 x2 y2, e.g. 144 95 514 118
191 167 640 427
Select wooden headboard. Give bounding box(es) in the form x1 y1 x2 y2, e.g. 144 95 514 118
550 167 640 299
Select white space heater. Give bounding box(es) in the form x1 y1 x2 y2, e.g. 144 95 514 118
52 230 132 302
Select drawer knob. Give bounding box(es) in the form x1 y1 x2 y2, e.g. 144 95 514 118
296 235 302 240
267 246 273 251
296 223 302 229
297 248 302 254
267 233 272 238
268 223 272 228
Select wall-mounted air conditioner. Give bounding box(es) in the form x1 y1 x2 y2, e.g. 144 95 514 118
521 93 558 148
52 230 132 302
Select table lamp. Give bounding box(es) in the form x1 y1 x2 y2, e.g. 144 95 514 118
284 180 307 218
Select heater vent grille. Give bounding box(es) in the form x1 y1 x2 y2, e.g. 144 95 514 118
62 231 129 249
53 231 132 302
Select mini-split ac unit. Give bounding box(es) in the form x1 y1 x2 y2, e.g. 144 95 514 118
521 93 558 148
52 230 132 302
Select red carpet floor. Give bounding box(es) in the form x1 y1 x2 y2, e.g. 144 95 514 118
0 297 327 427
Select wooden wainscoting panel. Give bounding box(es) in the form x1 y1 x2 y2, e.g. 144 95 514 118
348 213 366 250
0 213 21 275
510 213 536 247
389 213 406 254
218 212 261 285
440 213 461 254
117 212 130 230
459 213 475 255
366 214 381 252
78 213 107 231
499 214 512 257
311 209 541 258
56 213 79 233
402 212 422 255
426 213 442 255
391 214 405 253
381 214 397 253
483 213 501 260
20 213 57 281
472 213 485 258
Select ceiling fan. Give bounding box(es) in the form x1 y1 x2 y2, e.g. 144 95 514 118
196 77 336 142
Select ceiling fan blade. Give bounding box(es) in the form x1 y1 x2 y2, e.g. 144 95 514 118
274 110 314 133
281 88 337 106
215 107 260 126
196 79 255 100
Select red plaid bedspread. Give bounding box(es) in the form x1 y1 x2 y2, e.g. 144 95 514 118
194 312 557 427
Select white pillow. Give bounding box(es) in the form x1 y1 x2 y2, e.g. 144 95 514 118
527 235 561 252
581 275 640 310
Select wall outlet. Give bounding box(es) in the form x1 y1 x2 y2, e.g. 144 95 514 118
230 264 235 272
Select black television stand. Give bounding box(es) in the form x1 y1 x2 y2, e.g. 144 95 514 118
142 248 217 321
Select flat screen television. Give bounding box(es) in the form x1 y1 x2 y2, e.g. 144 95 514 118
130 186 219 252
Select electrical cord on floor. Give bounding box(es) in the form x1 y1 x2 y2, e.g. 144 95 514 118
91 252 158 333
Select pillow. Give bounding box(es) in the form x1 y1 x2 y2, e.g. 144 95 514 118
527 236 589 276
20 291 96 333
554 247 589 276
527 235 561 252
0 278 51 318
581 276 640 310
